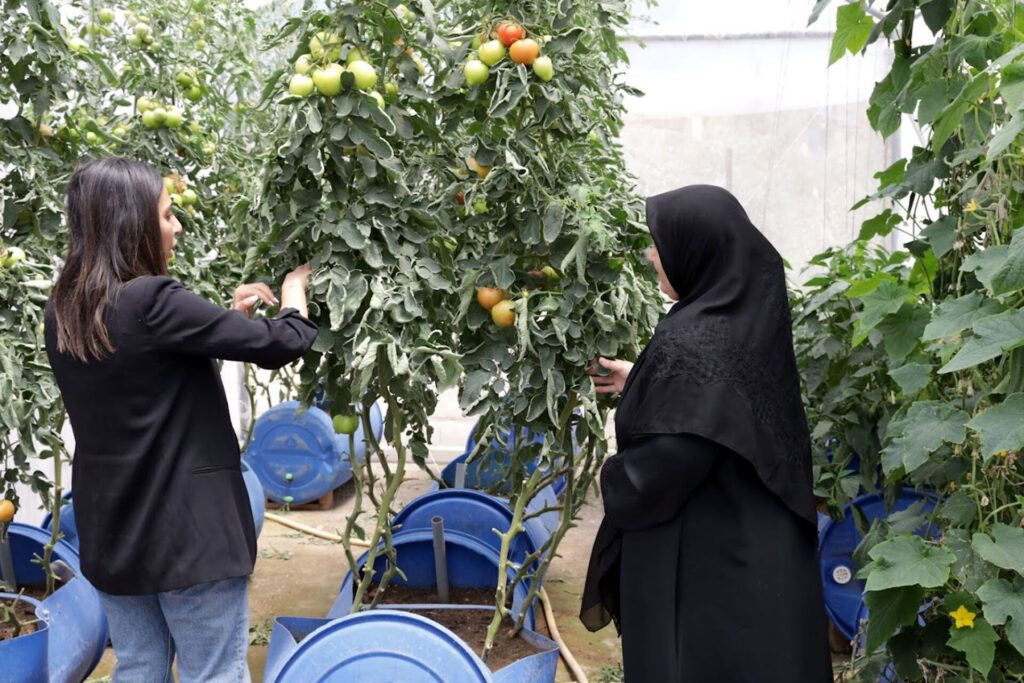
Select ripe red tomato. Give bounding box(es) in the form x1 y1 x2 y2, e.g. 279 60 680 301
477 287 507 311
509 39 540 65
498 22 524 47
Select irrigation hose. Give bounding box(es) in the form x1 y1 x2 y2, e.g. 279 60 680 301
540 586 589 683
263 512 370 547
265 512 589 682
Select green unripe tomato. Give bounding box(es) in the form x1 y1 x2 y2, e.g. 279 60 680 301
477 40 505 66
295 54 313 75
464 59 488 86
2 246 26 268
348 60 377 91
311 63 344 97
163 107 183 128
309 31 342 61
346 47 366 66
532 56 554 82
333 415 359 435
289 73 315 97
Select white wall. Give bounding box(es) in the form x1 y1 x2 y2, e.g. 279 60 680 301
620 0 901 272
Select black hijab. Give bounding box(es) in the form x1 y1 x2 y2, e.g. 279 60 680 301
616 185 816 525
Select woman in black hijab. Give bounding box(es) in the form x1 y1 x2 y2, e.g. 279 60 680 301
582 185 832 682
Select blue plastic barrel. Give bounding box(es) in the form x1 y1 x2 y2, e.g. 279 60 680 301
375 606 558 683
392 489 549 580
328 528 535 631
0 591 49 683
2 523 108 683
818 489 938 640
240 460 266 537
244 401 382 505
263 611 492 683
452 420 575 497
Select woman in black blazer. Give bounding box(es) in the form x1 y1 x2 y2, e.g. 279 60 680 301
44 158 318 682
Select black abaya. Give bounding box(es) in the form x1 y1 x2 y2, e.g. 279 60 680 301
581 185 832 681
584 434 832 682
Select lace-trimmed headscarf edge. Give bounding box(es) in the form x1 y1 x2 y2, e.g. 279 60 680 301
614 185 816 526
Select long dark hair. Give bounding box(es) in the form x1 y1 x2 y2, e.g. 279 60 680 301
53 158 167 361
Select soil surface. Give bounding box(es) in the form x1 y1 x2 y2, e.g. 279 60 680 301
413 607 543 673
365 582 498 606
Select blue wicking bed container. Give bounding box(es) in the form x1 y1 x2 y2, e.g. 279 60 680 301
1 523 108 683
327 528 535 631
393 488 550 583
818 488 938 641
0 591 49 683
262 610 558 683
243 400 383 505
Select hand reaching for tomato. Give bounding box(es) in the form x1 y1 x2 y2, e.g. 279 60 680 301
232 283 277 317
587 357 633 393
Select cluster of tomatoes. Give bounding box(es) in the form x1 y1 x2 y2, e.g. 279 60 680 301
463 20 554 87
163 174 198 212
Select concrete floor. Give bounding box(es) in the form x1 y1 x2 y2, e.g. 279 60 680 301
84 466 624 683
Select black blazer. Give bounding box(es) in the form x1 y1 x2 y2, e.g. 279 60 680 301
44 276 318 594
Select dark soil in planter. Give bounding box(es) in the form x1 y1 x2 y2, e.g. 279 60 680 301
366 582 498 606
0 583 50 641
362 583 543 672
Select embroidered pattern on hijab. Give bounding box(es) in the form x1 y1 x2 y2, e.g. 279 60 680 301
614 184 816 524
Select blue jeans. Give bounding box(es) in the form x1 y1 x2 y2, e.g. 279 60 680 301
98 576 251 683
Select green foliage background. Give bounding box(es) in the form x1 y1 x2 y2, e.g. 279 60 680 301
797 0 1024 677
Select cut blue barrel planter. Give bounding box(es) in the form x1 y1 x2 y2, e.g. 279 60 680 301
0 592 49 683
818 488 938 641
263 611 491 682
2 523 108 683
328 528 534 630
393 489 549 581
243 400 383 505
262 610 558 683
428 480 560 543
